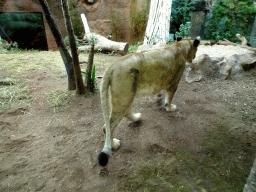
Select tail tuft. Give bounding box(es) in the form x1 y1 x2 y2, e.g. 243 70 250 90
98 152 110 166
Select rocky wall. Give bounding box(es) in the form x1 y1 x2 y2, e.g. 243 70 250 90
0 0 134 51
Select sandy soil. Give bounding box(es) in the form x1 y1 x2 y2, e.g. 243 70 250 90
0 52 255 191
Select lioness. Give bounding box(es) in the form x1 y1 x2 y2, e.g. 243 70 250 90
98 37 200 166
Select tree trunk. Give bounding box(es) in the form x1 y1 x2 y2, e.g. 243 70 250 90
85 44 95 92
38 0 76 90
143 0 172 45
243 157 256 192
61 0 85 95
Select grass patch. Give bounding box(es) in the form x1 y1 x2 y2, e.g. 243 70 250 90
197 120 255 191
119 119 256 191
0 51 66 78
119 155 205 192
0 82 32 111
127 42 142 53
46 90 71 108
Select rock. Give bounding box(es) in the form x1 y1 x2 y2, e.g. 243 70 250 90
184 66 203 83
186 45 256 83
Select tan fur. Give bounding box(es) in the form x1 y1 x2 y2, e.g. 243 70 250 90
100 38 200 157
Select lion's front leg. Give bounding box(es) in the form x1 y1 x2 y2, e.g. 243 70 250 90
164 91 177 112
164 68 184 112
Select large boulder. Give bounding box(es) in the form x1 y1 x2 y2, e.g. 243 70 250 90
185 45 256 83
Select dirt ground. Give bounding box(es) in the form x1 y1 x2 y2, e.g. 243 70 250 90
0 51 256 191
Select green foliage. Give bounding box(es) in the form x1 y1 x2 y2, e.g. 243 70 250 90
146 35 161 45
175 21 191 39
205 0 256 42
64 35 80 48
127 41 142 53
0 13 44 38
0 38 19 53
90 33 97 45
129 0 149 44
0 13 47 50
170 0 196 35
81 65 97 90
166 39 175 44
97 47 103 53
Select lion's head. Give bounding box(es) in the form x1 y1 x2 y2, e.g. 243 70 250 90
186 36 200 63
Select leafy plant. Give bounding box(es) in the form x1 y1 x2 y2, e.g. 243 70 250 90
81 65 97 90
64 35 80 47
0 38 19 53
170 0 195 35
175 21 191 39
205 0 256 42
127 41 142 53
146 34 162 45
89 33 97 45
0 13 47 50
97 47 103 53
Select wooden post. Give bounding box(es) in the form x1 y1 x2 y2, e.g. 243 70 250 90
61 0 85 95
85 43 95 92
38 0 76 90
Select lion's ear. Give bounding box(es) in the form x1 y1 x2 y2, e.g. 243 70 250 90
176 36 182 42
193 36 200 47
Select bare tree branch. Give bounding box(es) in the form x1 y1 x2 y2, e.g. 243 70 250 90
61 0 85 95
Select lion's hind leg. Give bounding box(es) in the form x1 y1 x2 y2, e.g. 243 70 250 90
107 96 135 150
165 95 177 112
101 112 123 150
125 105 142 122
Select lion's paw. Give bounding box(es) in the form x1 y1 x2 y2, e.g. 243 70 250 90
133 113 142 121
127 112 142 122
165 104 177 112
112 138 120 150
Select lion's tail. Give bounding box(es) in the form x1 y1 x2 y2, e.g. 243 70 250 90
98 73 112 166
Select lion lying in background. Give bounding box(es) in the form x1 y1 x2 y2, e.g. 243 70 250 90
98 37 201 166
